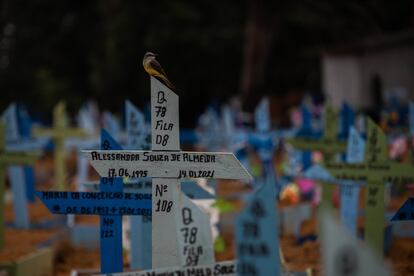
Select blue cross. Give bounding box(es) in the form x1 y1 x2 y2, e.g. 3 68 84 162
36 129 152 273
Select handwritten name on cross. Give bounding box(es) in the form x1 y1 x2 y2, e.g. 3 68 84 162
85 77 252 268
0 122 39 248
287 105 346 210
33 101 86 190
325 118 414 255
37 129 151 274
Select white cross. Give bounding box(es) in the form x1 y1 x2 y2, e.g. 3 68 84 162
84 77 252 268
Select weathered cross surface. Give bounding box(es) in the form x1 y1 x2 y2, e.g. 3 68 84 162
325 118 414 255
0 122 39 248
85 77 252 268
37 130 152 273
287 105 347 210
235 175 281 276
33 102 86 190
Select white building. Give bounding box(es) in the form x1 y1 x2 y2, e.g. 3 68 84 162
322 30 414 110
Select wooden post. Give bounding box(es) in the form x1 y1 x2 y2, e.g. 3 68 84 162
33 102 86 190
0 123 39 248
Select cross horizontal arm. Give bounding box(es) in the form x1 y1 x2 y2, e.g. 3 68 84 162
35 191 151 216
6 138 50 151
325 162 414 184
0 152 40 166
83 150 252 180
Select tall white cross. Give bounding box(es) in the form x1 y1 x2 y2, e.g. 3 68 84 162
85 77 252 268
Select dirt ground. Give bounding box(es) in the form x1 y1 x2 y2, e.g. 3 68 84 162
3 155 414 275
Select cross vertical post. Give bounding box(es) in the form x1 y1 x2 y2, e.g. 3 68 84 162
99 130 124 272
364 119 387 255
150 77 182 268
0 123 39 248
33 102 86 190
251 97 275 178
287 105 346 210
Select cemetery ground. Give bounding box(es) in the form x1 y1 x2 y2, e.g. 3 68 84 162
0 152 413 275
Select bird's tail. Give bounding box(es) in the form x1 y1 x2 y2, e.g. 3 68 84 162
156 75 175 91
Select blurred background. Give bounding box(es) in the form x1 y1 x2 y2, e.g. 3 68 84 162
0 0 413 127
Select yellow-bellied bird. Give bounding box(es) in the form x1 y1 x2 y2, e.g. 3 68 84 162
142 52 175 91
